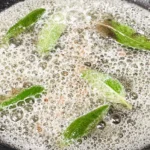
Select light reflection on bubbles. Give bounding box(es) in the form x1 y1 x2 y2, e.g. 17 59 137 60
10 108 24 122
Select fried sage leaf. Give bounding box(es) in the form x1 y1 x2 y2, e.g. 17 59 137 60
96 19 150 51
63 105 109 144
3 8 45 43
0 85 44 108
81 69 132 109
37 13 66 54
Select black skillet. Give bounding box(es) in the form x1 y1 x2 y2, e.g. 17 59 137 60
0 0 149 150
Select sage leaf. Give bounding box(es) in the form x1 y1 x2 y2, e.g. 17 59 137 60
0 85 44 109
37 13 66 54
81 69 132 109
96 19 150 51
3 8 45 44
63 104 109 145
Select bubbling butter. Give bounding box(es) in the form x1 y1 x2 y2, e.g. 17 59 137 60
0 0 150 150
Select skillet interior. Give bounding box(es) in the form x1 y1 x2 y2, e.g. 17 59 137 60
0 0 149 150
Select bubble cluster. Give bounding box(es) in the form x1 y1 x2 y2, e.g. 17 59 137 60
0 0 150 150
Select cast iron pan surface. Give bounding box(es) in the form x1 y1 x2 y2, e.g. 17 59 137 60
0 0 24 12
126 0 150 10
0 0 149 150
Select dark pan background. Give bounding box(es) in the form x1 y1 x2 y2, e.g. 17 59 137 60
0 0 149 150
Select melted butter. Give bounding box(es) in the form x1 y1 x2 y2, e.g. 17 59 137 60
0 0 150 150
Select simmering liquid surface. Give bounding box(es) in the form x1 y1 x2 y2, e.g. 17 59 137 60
0 0 150 149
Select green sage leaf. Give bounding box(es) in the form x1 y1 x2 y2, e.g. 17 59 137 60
81 69 132 109
63 104 109 145
37 13 66 54
3 8 45 44
0 85 44 108
96 19 150 51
